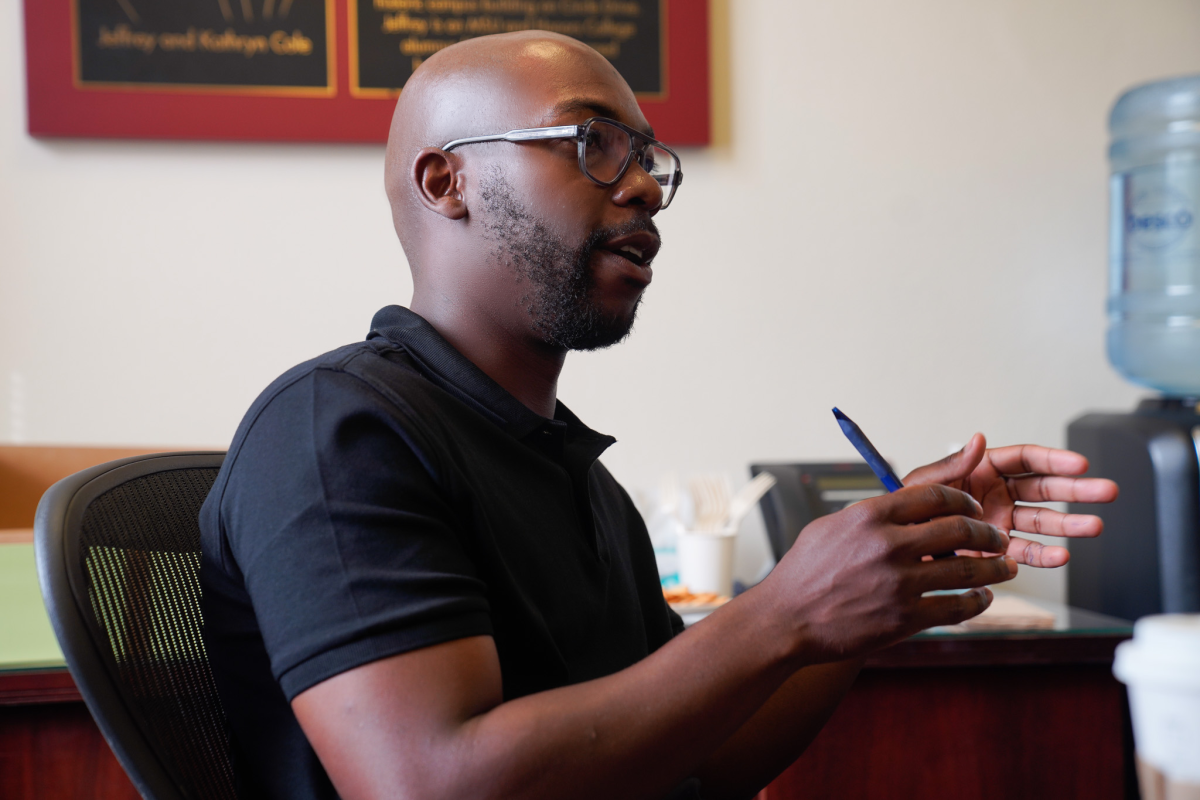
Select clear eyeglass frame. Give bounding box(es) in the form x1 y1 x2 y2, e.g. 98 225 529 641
441 116 683 210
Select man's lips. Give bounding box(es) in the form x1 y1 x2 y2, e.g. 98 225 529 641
600 230 661 268
597 249 653 289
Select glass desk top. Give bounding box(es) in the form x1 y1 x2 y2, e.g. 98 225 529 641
920 591 1133 639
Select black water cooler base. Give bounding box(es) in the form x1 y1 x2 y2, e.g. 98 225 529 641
1067 398 1200 621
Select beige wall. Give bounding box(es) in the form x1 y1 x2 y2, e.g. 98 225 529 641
5 0 1200 600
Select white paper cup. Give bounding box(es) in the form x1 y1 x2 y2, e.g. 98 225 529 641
1113 614 1200 798
678 528 737 597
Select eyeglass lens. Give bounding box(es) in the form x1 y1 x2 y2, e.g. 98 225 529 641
583 119 679 202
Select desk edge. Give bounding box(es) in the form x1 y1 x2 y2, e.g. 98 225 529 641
0 668 82 705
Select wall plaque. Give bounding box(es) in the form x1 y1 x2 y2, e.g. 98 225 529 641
351 1 664 98
24 0 709 144
76 0 335 93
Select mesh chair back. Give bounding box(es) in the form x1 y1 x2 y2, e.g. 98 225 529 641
35 453 236 800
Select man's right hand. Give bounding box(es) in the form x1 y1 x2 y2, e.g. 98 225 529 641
758 483 1015 663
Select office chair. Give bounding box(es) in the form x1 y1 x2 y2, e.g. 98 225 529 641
34 452 236 800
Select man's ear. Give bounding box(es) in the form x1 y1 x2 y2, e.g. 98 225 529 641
411 147 468 220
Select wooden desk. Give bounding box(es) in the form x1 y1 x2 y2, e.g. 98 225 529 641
760 600 1134 800
1 535 1132 800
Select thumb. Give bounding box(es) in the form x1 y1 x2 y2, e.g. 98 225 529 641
903 433 987 486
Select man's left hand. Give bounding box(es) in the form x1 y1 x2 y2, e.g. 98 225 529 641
902 434 1119 567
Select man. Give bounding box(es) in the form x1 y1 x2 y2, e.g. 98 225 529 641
199 30 1117 800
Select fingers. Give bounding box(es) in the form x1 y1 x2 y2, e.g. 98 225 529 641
1004 476 1119 504
874 484 983 525
983 444 1090 477
899 514 1010 559
917 553 1017 593
1007 536 1069 568
1010 506 1104 537
912 587 994 630
901 433 986 486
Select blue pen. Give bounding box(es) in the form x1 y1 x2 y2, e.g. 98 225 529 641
832 407 955 559
832 407 903 492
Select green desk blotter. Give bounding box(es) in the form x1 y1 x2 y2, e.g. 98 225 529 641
0 543 65 670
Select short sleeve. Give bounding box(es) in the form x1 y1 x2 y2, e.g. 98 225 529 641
667 605 685 638
215 367 492 700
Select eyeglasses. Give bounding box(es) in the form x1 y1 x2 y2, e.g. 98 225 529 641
442 116 683 210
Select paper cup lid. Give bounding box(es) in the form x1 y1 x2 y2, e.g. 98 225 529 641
1114 614 1200 687
1134 614 1200 657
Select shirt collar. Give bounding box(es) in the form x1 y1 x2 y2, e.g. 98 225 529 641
367 305 616 458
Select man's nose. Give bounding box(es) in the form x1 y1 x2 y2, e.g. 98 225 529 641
610 161 664 213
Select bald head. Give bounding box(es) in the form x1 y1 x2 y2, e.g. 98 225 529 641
383 31 642 270
383 30 665 360
386 31 626 168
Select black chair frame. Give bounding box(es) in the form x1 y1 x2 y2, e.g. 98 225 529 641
35 452 229 800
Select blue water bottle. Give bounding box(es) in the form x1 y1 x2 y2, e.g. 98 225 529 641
1108 74 1200 396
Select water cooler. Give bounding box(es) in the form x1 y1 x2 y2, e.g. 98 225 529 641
1066 76 1200 621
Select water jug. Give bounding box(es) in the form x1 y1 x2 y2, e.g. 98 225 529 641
1108 74 1200 396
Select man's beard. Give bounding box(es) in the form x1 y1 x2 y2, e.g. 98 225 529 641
479 171 658 351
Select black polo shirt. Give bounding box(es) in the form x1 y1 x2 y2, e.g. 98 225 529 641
199 305 685 799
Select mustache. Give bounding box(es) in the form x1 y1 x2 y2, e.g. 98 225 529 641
582 217 662 256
